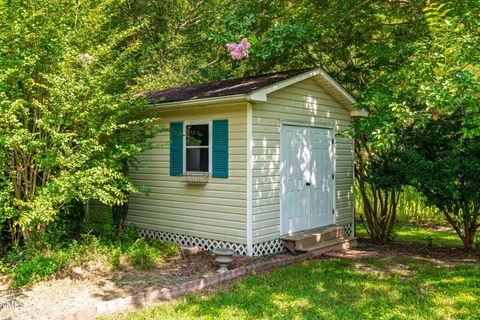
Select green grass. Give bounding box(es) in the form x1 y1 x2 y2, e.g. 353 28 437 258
104 257 480 320
355 224 465 247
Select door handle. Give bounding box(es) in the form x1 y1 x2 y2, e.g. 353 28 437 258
306 182 311 186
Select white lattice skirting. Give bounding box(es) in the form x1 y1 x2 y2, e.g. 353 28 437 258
252 239 286 256
139 229 288 256
341 223 354 237
139 229 249 255
139 223 354 256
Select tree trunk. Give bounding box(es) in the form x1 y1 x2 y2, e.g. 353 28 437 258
443 210 478 249
112 195 129 234
112 160 129 234
355 137 401 243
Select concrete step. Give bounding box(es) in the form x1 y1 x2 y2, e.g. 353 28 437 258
282 226 345 252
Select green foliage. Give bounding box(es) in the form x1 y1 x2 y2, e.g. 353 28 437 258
358 2 479 143
7 234 105 286
2 224 178 286
126 238 178 270
354 1 479 243
0 0 160 244
397 110 480 248
395 188 439 225
129 0 429 91
355 186 441 226
104 258 480 320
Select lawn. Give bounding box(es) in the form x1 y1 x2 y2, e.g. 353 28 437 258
355 224 464 247
105 256 480 320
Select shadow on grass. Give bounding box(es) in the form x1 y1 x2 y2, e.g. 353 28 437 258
356 224 464 247
111 258 480 320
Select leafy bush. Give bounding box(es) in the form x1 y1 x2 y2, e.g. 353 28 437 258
126 238 162 270
12 251 69 286
2 224 179 287
7 234 103 286
125 237 179 270
0 0 160 246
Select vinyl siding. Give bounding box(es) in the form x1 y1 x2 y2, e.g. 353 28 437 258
252 78 354 244
128 103 248 244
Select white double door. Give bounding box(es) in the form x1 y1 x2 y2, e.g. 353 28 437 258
281 125 335 235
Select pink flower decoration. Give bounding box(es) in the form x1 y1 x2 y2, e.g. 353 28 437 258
78 53 94 65
226 38 250 60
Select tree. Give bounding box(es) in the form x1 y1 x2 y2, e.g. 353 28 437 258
0 0 159 245
356 2 479 246
401 111 480 248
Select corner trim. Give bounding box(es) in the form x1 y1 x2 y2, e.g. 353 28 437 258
246 102 253 256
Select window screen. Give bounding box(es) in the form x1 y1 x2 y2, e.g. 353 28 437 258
185 124 209 172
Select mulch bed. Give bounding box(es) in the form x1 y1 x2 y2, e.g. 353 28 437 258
0 250 254 320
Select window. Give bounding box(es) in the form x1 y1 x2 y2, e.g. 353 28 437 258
185 123 210 172
170 120 228 178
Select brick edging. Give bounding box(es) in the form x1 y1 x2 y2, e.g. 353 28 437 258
54 252 313 320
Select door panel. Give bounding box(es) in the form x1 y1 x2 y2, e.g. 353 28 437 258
310 128 334 229
281 125 335 235
281 126 310 235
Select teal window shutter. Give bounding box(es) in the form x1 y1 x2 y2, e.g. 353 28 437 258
212 119 229 178
170 122 184 176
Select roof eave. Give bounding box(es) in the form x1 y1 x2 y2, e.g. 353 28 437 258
148 94 248 109
350 109 369 118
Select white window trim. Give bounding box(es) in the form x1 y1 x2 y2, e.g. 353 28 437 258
183 120 213 174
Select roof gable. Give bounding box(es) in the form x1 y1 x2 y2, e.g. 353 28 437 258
248 67 356 110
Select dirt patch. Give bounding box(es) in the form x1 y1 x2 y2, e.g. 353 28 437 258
324 250 379 260
322 241 479 279
0 250 252 320
423 226 454 232
356 239 480 266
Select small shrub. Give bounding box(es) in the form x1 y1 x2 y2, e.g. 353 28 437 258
126 238 161 270
161 241 180 258
108 248 123 271
96 223 116 241
67 234 105 265
119 224 140 242
12 250 70 286
125 238 178 270
2 222 178 286
116 224 140 251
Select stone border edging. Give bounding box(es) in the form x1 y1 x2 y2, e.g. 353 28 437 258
54 252 314 320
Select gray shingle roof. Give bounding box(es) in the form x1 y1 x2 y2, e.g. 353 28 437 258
140 69 310 104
